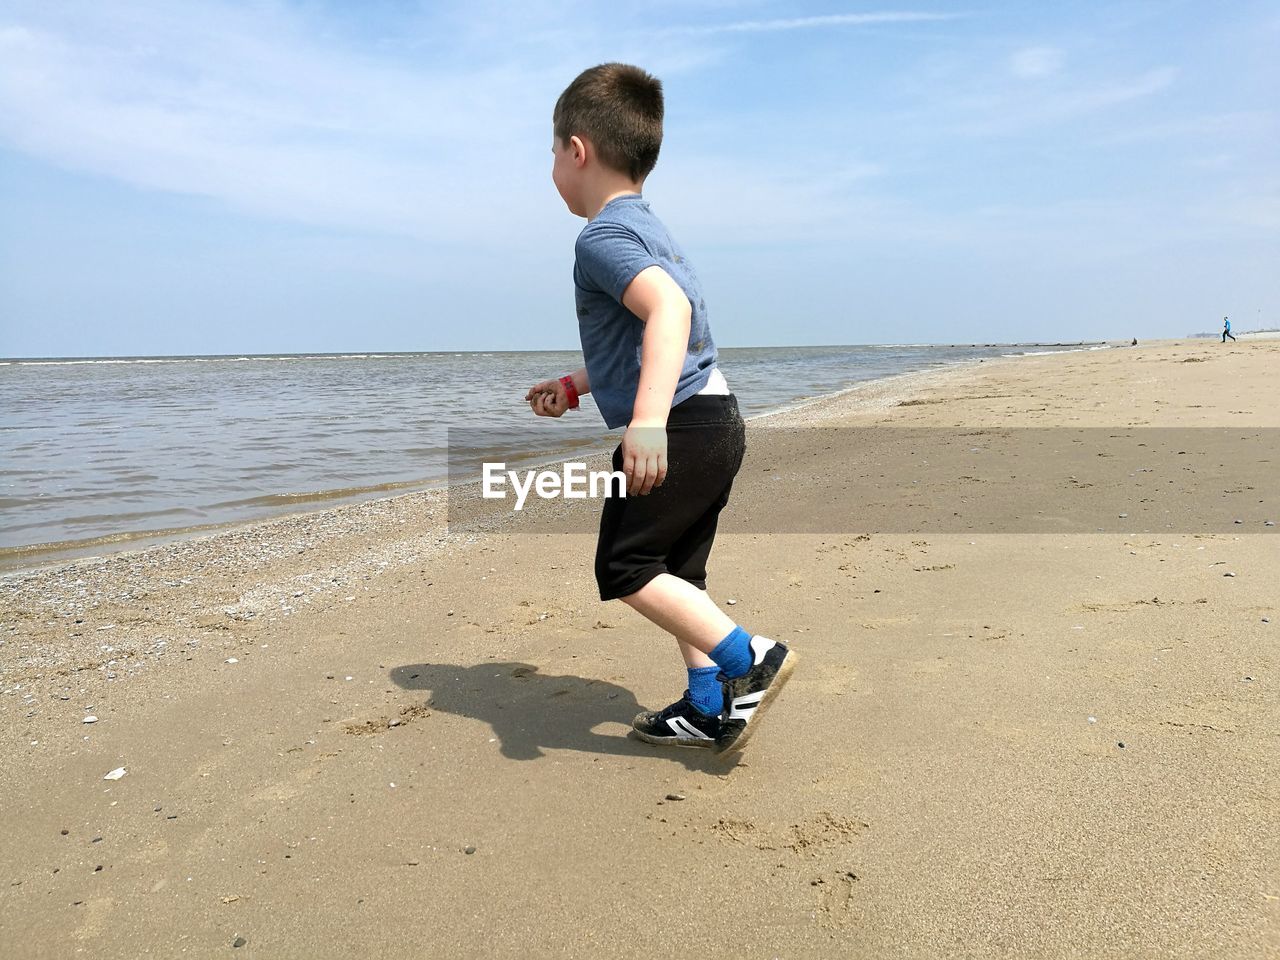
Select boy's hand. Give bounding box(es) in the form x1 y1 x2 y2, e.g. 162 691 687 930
525 379 569 418
621 422 667 495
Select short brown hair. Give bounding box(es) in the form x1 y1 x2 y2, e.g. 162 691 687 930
554 63 663 182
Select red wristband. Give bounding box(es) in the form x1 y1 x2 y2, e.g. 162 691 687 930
559 375 580 410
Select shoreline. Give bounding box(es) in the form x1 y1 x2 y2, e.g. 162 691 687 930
1 345 1092 575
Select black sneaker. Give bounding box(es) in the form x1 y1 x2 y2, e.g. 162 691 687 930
631 692 722 748
716 635 797 754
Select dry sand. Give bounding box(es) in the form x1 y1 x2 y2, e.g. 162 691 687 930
2 339 1277 959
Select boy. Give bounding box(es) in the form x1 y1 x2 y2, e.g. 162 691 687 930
524 63 795 754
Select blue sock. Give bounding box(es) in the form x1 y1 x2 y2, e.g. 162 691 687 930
686 666 722 716
709 625 753 680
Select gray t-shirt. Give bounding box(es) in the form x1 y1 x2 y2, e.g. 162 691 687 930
573 195 718 429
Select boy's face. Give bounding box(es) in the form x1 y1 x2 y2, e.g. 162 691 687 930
551 134 587 217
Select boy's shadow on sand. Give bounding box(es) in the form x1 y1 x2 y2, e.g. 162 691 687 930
390 661 736 772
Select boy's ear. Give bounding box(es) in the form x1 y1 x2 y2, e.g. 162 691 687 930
570 134 588 166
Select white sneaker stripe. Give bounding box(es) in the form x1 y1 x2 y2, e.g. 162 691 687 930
666 716 713 740
729 689 764 720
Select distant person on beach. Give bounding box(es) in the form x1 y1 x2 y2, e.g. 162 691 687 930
523 64 796 754
1222 317 1236 342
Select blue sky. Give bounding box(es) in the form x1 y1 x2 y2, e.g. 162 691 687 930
0 1 1276 357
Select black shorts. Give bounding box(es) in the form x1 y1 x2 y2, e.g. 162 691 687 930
595 394 747 601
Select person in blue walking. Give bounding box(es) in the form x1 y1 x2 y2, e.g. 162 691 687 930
1222 317 1236 342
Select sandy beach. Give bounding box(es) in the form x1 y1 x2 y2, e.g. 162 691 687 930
2 338 1276 958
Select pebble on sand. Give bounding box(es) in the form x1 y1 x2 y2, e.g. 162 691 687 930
103 767 126 781
463 845 476 855
82 716 98 724
225 658 238 664
665 793 686 801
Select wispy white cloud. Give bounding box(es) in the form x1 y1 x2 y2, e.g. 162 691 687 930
0 1 1270 280
0 5 566 242
0 2 923 247
659 11 962 36
939 66 1180 137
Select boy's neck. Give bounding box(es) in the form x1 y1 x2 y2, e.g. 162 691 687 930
584 180 645 221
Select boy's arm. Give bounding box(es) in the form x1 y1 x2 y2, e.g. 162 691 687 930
619 265 692 494
624 266 691 426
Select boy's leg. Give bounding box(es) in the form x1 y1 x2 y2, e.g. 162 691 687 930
621 573 734 654
677 640 716 669
596 395 796 751
662 458 736 669
621 573 796 754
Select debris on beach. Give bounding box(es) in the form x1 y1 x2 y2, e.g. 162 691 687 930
82 716 97 724
102 767 126 781
463 845 476 855
666 793 686 801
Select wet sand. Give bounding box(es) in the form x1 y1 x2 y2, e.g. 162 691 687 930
2 338 1277 958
